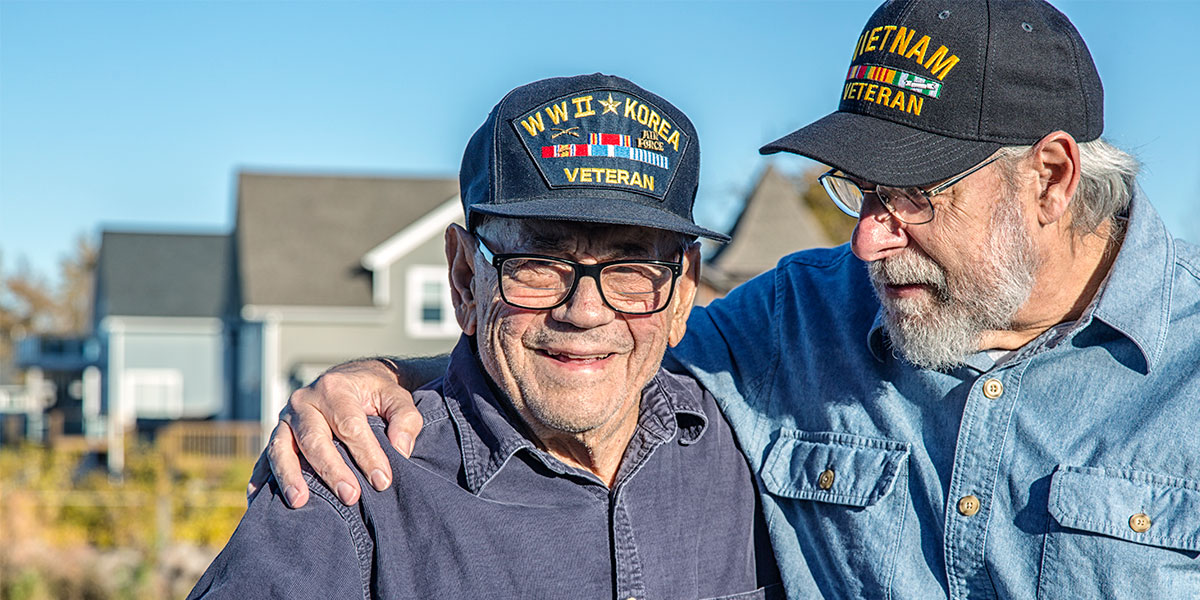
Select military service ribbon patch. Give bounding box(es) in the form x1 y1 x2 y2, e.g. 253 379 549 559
540 137 669 170
589 133 631 146
847 64 942 99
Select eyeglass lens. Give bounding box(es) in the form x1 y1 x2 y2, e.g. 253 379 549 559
500 258 675 314
820 174 933 223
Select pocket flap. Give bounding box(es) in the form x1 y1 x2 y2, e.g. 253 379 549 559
761 430 909 507
1049 465 1200 552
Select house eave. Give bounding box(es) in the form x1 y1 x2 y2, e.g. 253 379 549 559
240 304 390 324
361 195 462 272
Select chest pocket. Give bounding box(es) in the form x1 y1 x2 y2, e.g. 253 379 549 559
1041 465 1200 598
760 430 909 598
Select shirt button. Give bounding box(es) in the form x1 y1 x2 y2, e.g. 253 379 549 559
982 378 1004 399
818 469 836 490
1129 513 1152 533
957 495 981 516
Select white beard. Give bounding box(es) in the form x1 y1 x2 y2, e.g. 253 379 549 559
868 197 1039 371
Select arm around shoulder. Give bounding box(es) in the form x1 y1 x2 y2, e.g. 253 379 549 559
257 354 450 509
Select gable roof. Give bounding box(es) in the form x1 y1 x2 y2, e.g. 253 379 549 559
95 231 231 319
236 172 459 308
361 195 463 272
703 165 833 293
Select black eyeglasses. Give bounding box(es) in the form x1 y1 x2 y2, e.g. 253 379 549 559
476 237 683 315
817 155 1001 225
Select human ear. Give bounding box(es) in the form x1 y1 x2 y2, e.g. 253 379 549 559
445 224 478 335
1030 130 1082 227
667 242 701 347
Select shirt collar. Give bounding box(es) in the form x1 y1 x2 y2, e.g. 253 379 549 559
641 368 709 446
440 338 539 494
1085 190 1173 374
866 190 1172 374
440 336 709 494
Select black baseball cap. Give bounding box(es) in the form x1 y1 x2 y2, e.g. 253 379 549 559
459 73 729 242
761 0 1104 187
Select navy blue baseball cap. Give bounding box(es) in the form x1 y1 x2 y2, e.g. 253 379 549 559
459 73 729 242
761 0 1104 187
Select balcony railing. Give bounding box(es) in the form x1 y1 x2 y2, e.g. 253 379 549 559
156 421 263 466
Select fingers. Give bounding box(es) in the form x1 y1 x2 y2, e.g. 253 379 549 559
247 450 270 505
281 404 362 506
382 389 424 458
327 405 393 492
266 422 311 508
268 358 407 503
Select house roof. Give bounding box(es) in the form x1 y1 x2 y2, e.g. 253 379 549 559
96 231 231 319
236 172 460 308
703 165 833 293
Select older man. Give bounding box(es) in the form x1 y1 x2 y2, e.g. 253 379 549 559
190 74 780 599
264 1 1200 598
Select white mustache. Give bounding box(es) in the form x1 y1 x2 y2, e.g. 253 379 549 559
868 251 949 291
527 330 633 355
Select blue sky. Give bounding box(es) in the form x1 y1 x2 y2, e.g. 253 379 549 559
2 0 1197 281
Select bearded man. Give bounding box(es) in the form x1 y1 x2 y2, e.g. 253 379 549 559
259 1 1200 598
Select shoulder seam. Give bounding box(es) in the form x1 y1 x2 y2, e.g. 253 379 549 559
303 472 374 600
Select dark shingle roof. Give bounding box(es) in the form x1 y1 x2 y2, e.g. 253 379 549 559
96 231 231 318
703 165 833 293
236 172 459 307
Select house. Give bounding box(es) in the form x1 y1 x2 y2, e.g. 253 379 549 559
91 231 232 469
12 172 464 470
6 232 230 448
697 165 836 304
94 231 233 425
230 172 462 434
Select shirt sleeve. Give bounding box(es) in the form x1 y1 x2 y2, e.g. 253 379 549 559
670 265 781 414
186 476 369 600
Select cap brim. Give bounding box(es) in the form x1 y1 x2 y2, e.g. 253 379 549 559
760 111 1002 188
470 196 730 243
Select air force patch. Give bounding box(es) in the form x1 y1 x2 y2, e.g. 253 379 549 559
510 90 689 201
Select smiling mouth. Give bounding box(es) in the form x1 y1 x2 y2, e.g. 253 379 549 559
536 349 615 364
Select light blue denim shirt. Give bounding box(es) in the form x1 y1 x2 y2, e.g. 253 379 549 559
673 193 1200 599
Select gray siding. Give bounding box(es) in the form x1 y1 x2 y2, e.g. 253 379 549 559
235 322 262 421
108 322 225 420
273 225 461 392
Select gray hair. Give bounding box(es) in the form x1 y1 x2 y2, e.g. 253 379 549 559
997 137 1140 238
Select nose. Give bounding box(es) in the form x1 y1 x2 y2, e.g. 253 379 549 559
550 275 615 329
850 193 911 262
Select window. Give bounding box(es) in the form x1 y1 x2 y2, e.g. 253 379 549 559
405 266 459 338
123 368 184 419
421 280 443 323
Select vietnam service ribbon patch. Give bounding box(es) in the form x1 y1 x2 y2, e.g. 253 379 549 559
847 64 943 99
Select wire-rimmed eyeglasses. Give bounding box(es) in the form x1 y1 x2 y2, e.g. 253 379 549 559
476 237 683 315
817 155 1001 225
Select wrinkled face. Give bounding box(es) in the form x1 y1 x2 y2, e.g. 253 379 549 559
459 218 696 438
853 164 1041 370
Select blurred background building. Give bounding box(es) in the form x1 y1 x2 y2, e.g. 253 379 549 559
2 165 850 468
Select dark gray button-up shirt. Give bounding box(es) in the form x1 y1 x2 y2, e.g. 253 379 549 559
190 337 781 600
